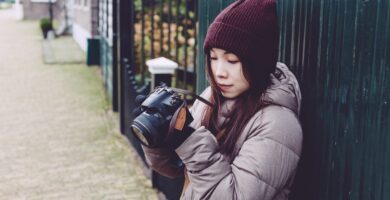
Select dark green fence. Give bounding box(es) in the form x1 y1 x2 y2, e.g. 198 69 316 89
99 0 118 111
197 0 390 199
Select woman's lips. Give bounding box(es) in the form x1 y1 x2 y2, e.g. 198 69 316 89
218 84 233 92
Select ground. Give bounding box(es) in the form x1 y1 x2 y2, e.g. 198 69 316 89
0 8 158 200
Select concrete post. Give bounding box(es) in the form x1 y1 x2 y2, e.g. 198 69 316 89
146 57 178 91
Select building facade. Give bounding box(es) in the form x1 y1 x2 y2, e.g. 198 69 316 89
22 0 62 21
71 0 98 52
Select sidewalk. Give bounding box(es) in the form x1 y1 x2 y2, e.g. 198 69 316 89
0 9 158 199
42 36 86 65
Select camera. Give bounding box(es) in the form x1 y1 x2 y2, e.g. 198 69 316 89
131 86 186 148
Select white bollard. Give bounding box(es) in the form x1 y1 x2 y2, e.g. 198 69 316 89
146 57 178 91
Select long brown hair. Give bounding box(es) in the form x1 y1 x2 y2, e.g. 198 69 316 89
201 52 272 156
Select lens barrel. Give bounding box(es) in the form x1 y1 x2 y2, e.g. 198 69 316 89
131 123 150 146
131 112 167 148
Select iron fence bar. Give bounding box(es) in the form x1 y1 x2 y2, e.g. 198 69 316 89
118 0 134 136
112 0 118 111
193 0 197 91
160 0 164 56
168 0 172 59
151 0 155 59
141 0 145 85
175 0 180 62
183 0 189 89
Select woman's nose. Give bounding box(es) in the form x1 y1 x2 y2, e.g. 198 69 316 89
214 61 228 78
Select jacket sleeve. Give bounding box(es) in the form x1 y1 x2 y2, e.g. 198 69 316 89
175 106 302 199
142 146 184 179
141 87 211 179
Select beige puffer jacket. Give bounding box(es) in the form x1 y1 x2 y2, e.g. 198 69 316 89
142 62 303 200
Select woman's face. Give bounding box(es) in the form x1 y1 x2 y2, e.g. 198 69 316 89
210 48 250 99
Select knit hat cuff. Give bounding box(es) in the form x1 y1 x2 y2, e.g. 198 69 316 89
203 22 256 61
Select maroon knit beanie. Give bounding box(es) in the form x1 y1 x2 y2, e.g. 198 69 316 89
204 0 279 77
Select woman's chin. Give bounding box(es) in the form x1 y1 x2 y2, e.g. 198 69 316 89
221 92 239 99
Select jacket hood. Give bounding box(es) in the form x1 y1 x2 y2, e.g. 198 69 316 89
260 62 301 116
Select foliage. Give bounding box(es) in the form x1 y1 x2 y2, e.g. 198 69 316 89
133 0 197 88
39 18 53 31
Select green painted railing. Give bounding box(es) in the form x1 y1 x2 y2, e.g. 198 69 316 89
99 0 116 107
99 38 113 99
197 0 390 199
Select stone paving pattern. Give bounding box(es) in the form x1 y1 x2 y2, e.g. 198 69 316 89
0 9 158 200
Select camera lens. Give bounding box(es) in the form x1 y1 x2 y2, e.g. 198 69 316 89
131 125 149 146
131 87 181 148
131 112 167 148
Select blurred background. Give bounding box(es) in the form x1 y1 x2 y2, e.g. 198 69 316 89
1 0 389 199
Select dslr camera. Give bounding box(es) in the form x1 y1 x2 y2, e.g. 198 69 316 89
131 86 192 148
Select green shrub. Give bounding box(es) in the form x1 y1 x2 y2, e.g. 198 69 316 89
39 18 53 31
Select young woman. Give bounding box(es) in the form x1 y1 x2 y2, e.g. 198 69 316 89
141 0 302 199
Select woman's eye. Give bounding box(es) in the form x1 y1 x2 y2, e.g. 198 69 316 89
210 57 217 60
228 60 239 64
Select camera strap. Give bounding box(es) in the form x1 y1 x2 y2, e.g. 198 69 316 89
171 87 214 107
172 101 192 131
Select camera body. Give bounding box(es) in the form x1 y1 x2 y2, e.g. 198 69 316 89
131 86 185 148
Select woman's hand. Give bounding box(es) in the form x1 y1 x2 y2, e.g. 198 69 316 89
164 105 195 149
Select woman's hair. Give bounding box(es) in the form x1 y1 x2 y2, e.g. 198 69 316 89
201 52 272 156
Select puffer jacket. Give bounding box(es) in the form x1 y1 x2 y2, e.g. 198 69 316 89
142 62 302 200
